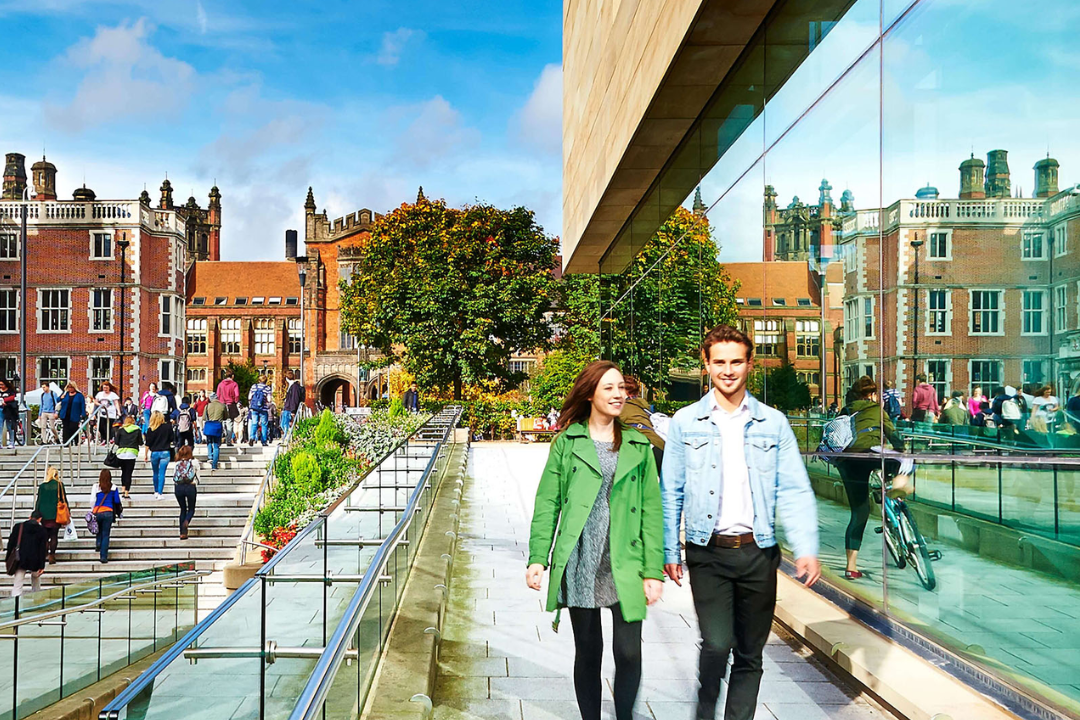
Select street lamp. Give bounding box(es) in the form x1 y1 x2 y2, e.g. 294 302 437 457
116 233 130 399
18 181 30 437
295 256 308 407
910 232 925 384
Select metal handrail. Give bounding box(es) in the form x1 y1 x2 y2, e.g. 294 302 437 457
99 409 456 719
1 412 95 533
289 423 452 719
234 403 313 562
0 569 208 632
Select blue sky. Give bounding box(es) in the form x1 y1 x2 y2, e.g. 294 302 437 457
0 0 563 260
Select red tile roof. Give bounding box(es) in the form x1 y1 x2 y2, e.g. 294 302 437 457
187 261 301 301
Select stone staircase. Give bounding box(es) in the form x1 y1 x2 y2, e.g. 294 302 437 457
0 442 276 615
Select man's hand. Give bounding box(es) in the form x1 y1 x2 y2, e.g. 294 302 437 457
795 556 821 587
663 563 683 587
525 563 545 591
33 569 44 578
644 578 663 605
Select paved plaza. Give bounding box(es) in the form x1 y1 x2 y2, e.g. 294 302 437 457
434 443 896 720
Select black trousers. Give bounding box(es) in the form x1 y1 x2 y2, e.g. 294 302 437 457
837 457 902 552
686 541 780 720
61 419 81 444
117 458 137 491
568 605 642 720
175 484 197 531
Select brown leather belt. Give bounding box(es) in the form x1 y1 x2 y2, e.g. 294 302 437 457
709 532 756 549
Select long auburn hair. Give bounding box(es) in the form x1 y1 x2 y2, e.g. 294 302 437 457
558 360 625 451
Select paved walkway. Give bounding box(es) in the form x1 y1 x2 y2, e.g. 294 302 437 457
434 444 894 720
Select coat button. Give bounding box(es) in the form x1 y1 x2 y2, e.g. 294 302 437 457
712 464 717 468
564 498 569 504
631 507 637 513
573 466 578 472
707 514 713 519
710 490 715 495
630 540 638 547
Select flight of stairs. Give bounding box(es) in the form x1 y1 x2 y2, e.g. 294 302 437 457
0 441 275 614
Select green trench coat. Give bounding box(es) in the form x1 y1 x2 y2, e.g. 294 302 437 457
528 422 665 623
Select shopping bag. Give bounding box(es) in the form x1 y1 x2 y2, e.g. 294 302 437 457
61 519 78 542
85 511 99 536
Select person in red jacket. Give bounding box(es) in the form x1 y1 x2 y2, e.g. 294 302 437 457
910 374 940 422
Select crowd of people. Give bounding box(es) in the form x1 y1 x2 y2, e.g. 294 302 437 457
4 369 307 597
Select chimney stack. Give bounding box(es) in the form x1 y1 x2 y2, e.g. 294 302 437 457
285 229 298 260
959 155 986 199
1034 156 1060 198
2 153 27 200
985 149 1011 198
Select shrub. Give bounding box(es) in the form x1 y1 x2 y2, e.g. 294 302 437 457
389 398 405 418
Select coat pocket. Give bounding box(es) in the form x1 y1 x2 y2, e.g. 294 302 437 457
683 436 709 470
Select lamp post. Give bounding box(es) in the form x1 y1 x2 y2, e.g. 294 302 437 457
116 234 130 399
295 256 308 407
910 232 925 384
18 184 29 435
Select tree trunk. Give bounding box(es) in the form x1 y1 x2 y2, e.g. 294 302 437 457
453 373 463 401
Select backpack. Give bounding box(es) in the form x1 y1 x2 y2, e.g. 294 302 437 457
151 394 169 415
250 385 268 411
175 460 197 485
817 414 858 464
177 408 193 433
1002 398 1022 421
884 393 902 420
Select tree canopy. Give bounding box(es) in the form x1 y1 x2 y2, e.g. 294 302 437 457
339 196 560 399
551 207 741 399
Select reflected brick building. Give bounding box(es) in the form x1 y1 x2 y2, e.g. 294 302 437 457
840 150 1080 404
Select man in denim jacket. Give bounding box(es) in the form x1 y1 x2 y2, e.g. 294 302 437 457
661 324 820 720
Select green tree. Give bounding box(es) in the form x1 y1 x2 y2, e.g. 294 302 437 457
339 196 559 400
762 363 812 412
225 359 260 402
558 207 741 399
530 349 591 412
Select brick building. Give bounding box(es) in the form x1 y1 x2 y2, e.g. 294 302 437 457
0 152 195 399
726 260 844 408
183 262 302 397
840 150 1080 404
296 187 389 407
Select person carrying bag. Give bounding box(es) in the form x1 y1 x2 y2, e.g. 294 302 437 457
34 467 68 564
91 470 123 564
172 445 200 540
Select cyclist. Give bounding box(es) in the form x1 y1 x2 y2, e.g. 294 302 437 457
0 378 20 448
835 376 905 580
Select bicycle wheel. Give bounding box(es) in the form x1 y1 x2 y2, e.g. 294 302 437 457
899 504 936 590
882 500 907 570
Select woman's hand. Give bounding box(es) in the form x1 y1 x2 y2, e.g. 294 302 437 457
525 563 545 591
644 578 663 605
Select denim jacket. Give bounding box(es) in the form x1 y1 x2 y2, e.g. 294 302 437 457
660 392 819 564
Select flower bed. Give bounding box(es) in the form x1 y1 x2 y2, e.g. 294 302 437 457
253 409 429 561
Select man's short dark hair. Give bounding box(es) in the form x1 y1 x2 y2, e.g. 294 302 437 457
30 510 43 521
916 373 927 383
702 324 753 361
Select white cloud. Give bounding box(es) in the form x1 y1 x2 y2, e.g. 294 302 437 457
196 0 207 34
46 18 196 133
377 27 422 67
391 95 480 169
514 63 562 155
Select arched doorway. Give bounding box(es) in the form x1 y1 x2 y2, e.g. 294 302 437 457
317 375 353 411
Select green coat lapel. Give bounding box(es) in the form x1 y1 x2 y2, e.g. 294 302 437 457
565 422 602 476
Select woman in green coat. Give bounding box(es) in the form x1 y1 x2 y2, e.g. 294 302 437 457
527 361 664 720
35 466 66 564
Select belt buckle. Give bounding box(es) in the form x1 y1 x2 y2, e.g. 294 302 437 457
731 535 743 549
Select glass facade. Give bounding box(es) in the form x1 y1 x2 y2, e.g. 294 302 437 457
594 1 1080 715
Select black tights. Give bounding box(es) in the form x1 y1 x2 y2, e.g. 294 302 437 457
838 457 901 551
568 605 641 720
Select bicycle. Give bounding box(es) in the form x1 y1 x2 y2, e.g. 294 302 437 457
870 466 942 591
33 415 61 445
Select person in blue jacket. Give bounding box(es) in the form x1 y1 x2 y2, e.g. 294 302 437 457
58 382 87 445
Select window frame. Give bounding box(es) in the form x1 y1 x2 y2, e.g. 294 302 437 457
1055 284 1068 332
288 318 302 354
89 288 114 333
37 287 72 334
0 288 18 334
186 317 208 355
1022 231 1045 260
969 359 1002 388
927 229 952 261
254 318 276 355
794 319 821 358
220 317 242 355
89 356 113 395
969 289 1004 336
0 232 19 260
1054 224 1068 258
926 288 951 336
752 319 781 357
1021 289 1047 336
89 230 114 261
38 356 70 388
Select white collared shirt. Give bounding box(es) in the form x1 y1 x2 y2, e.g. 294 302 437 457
708 390 754 535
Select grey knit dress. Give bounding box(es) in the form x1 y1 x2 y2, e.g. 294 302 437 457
558 440 620 608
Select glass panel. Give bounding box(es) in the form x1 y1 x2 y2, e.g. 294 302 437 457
62 582 104 696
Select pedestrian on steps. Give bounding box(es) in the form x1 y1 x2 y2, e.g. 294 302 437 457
34 466 67 564
173 396 196 448
140 383 158 433
0 378 20 448
202 392 227 471
94 381 120 445
114 414 143 496
144 411 173 500
215 371 240 445
172 445 200 540
92 470 123 564
526 360 664 720
58 382 87 445
6 510 48 597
